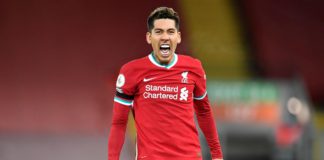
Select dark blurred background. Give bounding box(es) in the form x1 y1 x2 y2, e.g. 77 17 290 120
0 0 323 159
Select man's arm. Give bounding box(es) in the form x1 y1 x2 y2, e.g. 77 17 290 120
194 95 223 160
108 102 130 160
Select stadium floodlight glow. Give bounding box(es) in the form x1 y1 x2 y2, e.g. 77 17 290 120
287 97 303 115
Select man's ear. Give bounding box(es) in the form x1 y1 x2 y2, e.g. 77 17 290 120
146 32 151 44
177 32 181 44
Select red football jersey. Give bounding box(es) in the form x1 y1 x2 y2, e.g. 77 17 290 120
109 53 222 160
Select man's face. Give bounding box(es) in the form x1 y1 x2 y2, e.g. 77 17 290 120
146 19 181 64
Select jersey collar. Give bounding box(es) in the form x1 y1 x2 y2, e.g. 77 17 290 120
148 52 178 69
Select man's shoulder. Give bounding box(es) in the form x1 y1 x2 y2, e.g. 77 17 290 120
177 54 202 68
121 55 149 70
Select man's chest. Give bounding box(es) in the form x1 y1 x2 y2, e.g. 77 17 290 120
135 69 196 103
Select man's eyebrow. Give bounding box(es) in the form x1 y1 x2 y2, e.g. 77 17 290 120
153 28 176 31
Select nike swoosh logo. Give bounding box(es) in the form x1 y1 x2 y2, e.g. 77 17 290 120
143 77 155 82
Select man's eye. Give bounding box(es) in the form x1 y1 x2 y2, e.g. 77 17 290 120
168 30 175 34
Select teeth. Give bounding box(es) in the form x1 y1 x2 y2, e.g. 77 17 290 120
160 44 170 49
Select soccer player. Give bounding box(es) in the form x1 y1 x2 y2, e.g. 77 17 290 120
108 7 223 160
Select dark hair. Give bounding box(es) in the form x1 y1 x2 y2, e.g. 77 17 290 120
147 7 180 32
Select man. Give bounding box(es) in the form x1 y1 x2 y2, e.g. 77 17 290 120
108 7 223 160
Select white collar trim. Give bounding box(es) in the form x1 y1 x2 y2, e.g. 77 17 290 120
148 53 178 69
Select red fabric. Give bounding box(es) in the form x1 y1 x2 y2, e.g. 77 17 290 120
108 103 130 160
194 96 223 159
108 53 223 159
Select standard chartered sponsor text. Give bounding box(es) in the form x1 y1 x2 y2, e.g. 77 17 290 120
143 92 178 99
144 85 178 100
145 84 178 92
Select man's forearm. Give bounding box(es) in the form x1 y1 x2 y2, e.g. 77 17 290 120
108 123 127 159
108 103 130 160
194 96 223 159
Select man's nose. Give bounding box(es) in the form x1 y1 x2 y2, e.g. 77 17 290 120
160 32 170 40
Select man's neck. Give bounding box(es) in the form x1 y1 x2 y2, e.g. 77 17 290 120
152 52 174 66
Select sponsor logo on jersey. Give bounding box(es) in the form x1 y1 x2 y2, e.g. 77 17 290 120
180 87 189 101
143 85 189 101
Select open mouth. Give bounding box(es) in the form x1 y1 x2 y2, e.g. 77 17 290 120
160 44 171 57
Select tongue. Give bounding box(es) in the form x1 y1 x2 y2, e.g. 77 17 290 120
161 49 169 56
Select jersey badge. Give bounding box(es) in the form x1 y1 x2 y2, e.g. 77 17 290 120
181 71 188 83
116 74 125 88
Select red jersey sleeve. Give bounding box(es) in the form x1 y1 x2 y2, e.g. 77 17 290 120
108 102 130 160
193 61 223 159
108 64 137 160
113 63 139 106
193 60 207 100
